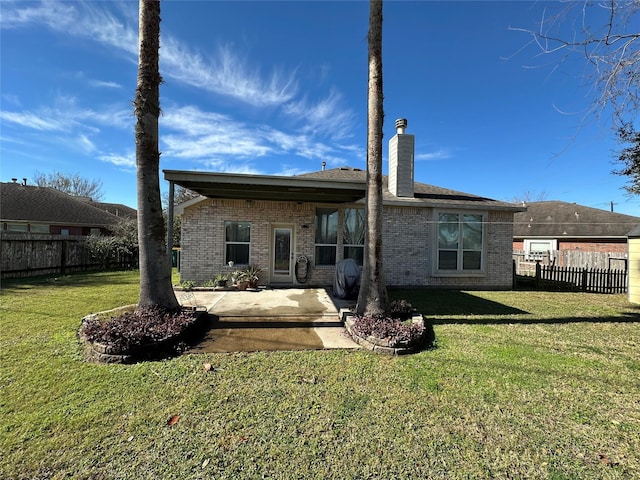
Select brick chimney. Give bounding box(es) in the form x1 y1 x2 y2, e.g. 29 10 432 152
388 118 415 197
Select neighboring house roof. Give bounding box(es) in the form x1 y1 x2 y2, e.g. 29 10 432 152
89 201 137 219
513 201 640 239
72 196 137 219
167 166 523 212
0 182 120 227
628 225 640 237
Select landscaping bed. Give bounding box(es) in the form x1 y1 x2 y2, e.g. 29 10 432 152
342 300 433 355
79 304 209 364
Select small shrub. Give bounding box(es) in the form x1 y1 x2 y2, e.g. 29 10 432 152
387 299 414 320
86 218 138 268
202 279 216 288
180 280 196 291
80 306 198 352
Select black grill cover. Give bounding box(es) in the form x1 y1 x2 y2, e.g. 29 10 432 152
333 258 360 299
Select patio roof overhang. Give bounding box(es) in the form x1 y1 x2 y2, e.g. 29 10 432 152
163 170 366 203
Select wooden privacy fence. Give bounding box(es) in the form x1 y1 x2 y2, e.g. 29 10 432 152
534 262 627 294
1 233 138 279
513 250 628 274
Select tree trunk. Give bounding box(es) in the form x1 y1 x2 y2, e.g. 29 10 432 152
356 0 388 317
134 0 178 310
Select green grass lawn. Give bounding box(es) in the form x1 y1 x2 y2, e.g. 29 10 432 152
1 271 639 479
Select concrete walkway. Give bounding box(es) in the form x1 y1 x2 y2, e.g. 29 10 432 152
176 287 360 352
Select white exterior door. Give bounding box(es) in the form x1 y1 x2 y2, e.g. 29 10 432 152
271 225 294 283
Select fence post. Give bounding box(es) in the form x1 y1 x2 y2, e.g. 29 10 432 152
581 268 588 292
60 239 67 275
535 261 541 290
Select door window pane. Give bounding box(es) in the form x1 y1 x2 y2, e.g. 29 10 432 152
274 228 291 274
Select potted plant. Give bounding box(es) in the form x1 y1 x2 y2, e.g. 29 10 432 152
214 272 229 288
237 265 262 289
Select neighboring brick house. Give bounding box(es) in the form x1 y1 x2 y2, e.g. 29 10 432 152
0 181 128 235
513 201 640 268
166 119 524 289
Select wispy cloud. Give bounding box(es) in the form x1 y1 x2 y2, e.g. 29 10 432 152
1 1 298 108
1 1 77 29
0 110 68 131
161 105 358 171
0 95 131 132
415 148 452 161
162 40 299 107
88 80 123 89
0 1 138 55
283 89 355 140
98 153 135 169
162 106 274 161
76 134 97 154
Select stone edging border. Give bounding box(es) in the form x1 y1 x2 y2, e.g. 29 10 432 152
340 308 426 355
80 305 209 364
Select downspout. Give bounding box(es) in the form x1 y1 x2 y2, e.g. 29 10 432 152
167 180 175 267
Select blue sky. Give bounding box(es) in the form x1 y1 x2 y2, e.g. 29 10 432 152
1 0 638 216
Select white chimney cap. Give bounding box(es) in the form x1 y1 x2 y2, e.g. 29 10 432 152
395 118 408 134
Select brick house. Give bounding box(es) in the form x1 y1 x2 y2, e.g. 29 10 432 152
513 201 640 269
166 119 524 289
0 181 127 235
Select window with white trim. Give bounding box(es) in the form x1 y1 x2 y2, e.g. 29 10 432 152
524 239 557 261
436 212 485 272
315 208 338 265
225 221 251 264
343 208 365 266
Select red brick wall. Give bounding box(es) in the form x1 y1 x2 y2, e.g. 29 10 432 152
558 240 627 254
513 239 627 254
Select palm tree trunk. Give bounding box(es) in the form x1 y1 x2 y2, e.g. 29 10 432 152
134 0 178 309
356 0 388 317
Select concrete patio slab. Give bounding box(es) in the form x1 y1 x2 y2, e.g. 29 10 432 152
176 287 359 352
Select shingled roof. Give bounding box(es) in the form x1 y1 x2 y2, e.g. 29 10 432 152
88 201 137 219
299 167 523 211
513 201 640 238
1 182 120 227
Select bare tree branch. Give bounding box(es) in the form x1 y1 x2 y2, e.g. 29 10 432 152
511 0 640 127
